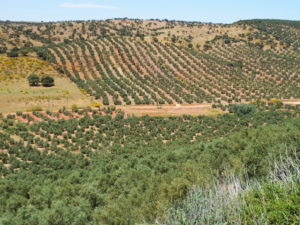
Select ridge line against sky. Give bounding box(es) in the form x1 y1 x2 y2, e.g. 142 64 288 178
0 0 299 23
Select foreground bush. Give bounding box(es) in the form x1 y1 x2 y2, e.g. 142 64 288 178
163 157 300 225
229 104 257 116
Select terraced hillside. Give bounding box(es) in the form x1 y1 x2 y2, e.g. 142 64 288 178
1 19 300 108
1 18 300 225
1 105 300 224
237 19 300 51
34 37 300 105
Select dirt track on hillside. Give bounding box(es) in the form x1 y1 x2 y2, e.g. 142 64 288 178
117 104 223 117
119 99 300 117
283 99 300 105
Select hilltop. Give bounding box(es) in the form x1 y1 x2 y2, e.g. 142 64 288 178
0 19 281 51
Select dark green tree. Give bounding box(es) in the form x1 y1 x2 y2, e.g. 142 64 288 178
229 104 257 116
7 50 19 57
41 76 55 87
0 46 7 54
28 74 40 87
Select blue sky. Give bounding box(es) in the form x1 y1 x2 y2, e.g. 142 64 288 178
0 0 299 23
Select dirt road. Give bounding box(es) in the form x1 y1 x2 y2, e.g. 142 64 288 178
117 104 223 117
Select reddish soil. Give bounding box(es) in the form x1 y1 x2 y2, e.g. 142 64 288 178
42 113 59 121
28 113 43 122
15 116 29 123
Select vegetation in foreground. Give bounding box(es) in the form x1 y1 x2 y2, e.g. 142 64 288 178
1 106 300 224
164 157 300 225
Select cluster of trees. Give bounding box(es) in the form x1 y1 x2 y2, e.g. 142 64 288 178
28 74 54 87
228 103 257 116
7 47 19 57
6 47 31 57
1 107 300 224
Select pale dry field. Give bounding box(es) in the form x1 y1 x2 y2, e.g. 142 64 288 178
0 77 93 113
117 104 223 117
283 99 300 105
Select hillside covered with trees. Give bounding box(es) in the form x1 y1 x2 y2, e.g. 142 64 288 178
1 18 300 225
1 19 299 106
1 105 300 224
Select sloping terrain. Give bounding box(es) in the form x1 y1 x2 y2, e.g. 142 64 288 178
0 55 57 80
0 56 91 113
34 37 300 105
1 19 300 225
1 106 300 224
237 19 300 51
0 19 300 108
0 19 264 50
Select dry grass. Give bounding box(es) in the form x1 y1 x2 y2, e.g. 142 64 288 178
0 19 273 51
0 56 57 80
117 104 223 117
0 77 93 113
145 24 254 48
0 55 93 113
283 98 300 105
163 156 300 225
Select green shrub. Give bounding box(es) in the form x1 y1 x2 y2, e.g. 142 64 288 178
229 104 257 116
26 105 43 112
241 182 300 224
41 76 55 87
28 74 40 87
7 51 19 57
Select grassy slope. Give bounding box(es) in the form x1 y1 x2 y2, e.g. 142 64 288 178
0 55 93 113
0 55 57 80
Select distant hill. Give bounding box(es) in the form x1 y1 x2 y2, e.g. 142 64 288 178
0 19 271 51
236 19 300 51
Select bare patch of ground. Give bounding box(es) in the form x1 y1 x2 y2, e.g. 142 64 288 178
283 99 300 105
117 104 223 117
0 77 92 113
